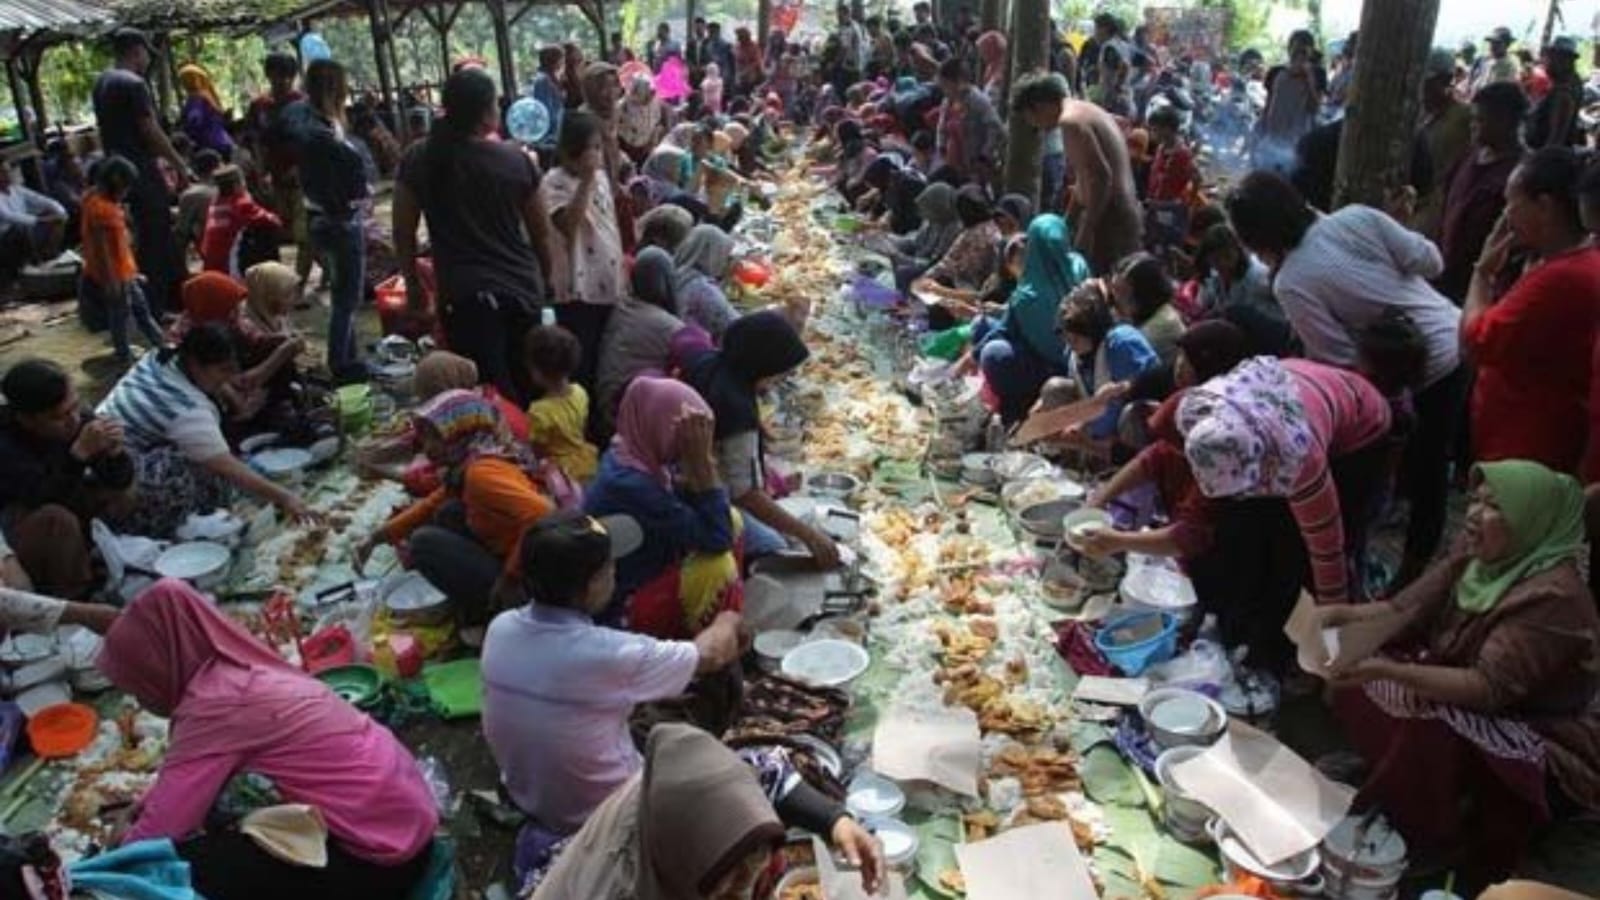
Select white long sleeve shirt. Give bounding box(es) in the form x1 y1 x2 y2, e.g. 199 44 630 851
1272 205 1462 387
0 184 64 233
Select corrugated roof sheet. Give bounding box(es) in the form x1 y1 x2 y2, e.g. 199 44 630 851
0 0 111 36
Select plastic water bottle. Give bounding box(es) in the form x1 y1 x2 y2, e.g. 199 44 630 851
540 307 557 327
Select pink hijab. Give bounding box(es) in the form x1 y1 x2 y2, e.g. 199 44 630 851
98 579 364 766
611 376 712 488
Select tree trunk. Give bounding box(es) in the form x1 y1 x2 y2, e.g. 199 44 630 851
1332 0 1440 210
1000 0 1049 202
757 0 771 47
979 0 1004 33
684 0 697 58
1540 0 1562 51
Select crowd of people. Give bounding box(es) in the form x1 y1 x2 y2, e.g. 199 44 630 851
0 8 1596 899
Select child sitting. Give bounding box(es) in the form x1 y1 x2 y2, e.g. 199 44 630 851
524 325 598 484
199 164 282 277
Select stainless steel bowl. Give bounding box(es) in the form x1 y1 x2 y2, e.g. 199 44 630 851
808 471 861 499
1016 497 1083 540
1139 687 1228 750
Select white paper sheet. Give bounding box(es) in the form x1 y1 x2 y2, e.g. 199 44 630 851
1070 675 1151 706
812 836 908 900
1168 720 1354 866
871 703 982 797
954 823 1097 900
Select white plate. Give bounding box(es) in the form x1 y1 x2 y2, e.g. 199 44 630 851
251 447 313 476
781 638 870 688
239 432 282 454
0 633 57 666
154 541 232 581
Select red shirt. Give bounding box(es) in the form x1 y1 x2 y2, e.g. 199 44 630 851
1465 245 1600 475
199 191 282 275
1146 142 1195 203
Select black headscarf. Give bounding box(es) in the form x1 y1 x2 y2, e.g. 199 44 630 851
683 310 809 438
995 193 1034 230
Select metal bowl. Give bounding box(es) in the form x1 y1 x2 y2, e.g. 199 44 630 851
1139 686 1228 750
808 471 861 500
753 629 804 673
1016 497 1084 540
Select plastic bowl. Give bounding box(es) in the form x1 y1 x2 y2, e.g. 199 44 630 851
1062 508 1113 551
1093 610 1179 676
316 663 383 709
845 770 906 820
27 702 98 757
782 639 870 688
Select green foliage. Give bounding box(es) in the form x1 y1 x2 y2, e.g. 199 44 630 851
1197 0 1275 56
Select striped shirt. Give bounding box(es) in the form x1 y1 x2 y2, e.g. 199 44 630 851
96 354 228 461
1273 205 1462 388
1284 359 1393 604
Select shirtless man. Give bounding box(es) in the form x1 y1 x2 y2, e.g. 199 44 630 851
1011 72 1142 274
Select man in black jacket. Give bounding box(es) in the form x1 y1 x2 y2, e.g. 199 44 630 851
0 360 134 598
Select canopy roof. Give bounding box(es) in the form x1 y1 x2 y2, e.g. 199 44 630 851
0 0 112 44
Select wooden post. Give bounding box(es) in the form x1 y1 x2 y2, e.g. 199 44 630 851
1540 0 1562 52
366 0 401 138
757 0 771 48
1001 0 1048 202
149 32 175 122
1332 0 1441 209
487 0 518 99
17 43 48 136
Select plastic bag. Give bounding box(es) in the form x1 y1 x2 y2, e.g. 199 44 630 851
1143 638 1229 694
415 756 455 816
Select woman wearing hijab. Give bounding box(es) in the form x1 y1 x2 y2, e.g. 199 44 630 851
673 224 740 341
634 203 695 253
99 579 438 899
1327 461 1600 883
530 724 882 899
975 31 1008 108
682 311 838 567
616 75 667 166
912 185 1002 328
355 390 555 630
886 181 962 293
584 376 740 635
1176 355 1394 671
831 119 879 207
1110 251 1186 364
596 248 694 429
994 193 1033 237
856 152 925 234
177 63 234 159
967 213 1090 423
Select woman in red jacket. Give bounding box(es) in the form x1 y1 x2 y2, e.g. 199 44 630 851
1463 147 1599 476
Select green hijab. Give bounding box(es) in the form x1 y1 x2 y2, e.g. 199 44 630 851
1456 460 1586 614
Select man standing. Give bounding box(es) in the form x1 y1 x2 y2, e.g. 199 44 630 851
93 28 190 315
1415 48 1473 239
1470 27 1521 96
833 4 868 96
1436 83 1527 302
704 22 736 85
934 58 1003 186
1012 73 1142 274
245 52 312 290
0 360 134 599
688 17 710 83
528 47 567 148
648 22 681 71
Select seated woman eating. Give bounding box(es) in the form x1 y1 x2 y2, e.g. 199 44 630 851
596 248 696 430
912 184 1002 330
96 324 316 537
682 311 839 567
967 213 1090 424
584 376 740 636
883 182 962 294
528 724 882 899
1109 252 1186 365
672 223 741 341
1328 461 1600 884
355 390 555 630
98 579 438 900
1175 355 1394 672
1047 280 1162 457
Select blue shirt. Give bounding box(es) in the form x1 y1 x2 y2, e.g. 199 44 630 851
1070 324 1161 439
583 452 735 622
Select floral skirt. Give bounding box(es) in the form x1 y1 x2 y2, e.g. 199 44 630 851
114 445 233 539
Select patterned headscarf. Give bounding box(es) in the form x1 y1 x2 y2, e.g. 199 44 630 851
177 63 223 112
1178 356 1315 498
413 388 535 487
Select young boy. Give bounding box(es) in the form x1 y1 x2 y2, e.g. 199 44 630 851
174 148 222 255
1145 105 1197 204
524 325 598 483
199 164 282 277
81 156 164 364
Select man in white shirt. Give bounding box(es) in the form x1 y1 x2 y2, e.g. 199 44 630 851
0 165 66 282
481 512 743 833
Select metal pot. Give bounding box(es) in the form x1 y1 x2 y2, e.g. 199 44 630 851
1209 818 1325 896
1320 814 1407 900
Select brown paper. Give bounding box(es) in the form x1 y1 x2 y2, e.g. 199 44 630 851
812 836 908 900
1169 720 1354 866
871 704 982 797
1010 398 1102 447
1284 592 1408 677
954 823 1097 900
